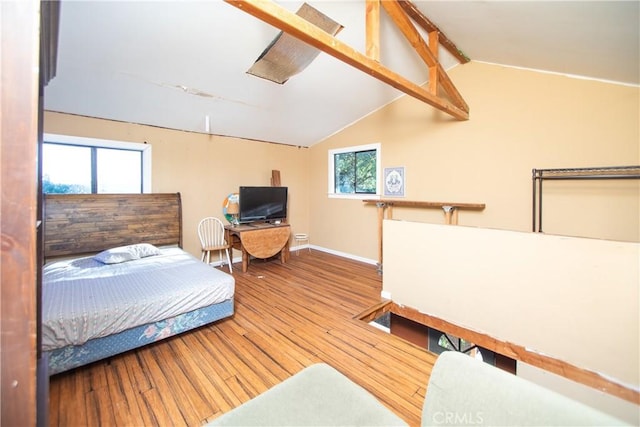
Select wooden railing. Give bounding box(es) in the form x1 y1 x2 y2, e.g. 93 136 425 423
363 199 485 271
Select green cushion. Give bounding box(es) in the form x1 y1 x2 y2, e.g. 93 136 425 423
207 363 408 426
422 351 628 426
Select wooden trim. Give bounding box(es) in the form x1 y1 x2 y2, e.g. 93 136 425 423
225 0 469 121
390 303 640 405
397 0 470 64
1 1 41 425
43 193 183 259
353 299 392 323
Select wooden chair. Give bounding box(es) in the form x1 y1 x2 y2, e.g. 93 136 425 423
197 217 232 273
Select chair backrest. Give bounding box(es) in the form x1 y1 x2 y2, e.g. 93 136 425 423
197 217 227 249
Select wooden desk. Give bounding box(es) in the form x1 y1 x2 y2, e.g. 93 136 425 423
225 223 290 272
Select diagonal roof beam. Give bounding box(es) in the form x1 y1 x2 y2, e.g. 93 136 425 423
381 0 468 112
397 0 470 64
428 29 439 95
225 0 469 121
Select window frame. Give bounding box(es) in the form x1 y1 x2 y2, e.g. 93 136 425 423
43 133 152 193
327 143 381 200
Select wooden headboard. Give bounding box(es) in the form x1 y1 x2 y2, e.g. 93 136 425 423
44 193 182 259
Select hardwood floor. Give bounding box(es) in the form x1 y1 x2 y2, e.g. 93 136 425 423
48 250 437 426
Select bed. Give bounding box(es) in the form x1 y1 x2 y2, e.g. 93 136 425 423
42 193 235 375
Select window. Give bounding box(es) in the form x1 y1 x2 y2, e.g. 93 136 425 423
42 134 151 194
328 143 380 198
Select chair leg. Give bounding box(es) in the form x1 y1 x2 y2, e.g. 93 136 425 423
201 251 205 262
206 251 211 265
225 248 233 273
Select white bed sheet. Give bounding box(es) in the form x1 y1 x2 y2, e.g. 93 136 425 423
42 247 234 351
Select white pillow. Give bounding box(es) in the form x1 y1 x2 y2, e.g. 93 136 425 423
94 243 161 264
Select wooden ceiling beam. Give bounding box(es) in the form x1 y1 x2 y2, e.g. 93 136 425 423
397 0 470 64
365 0 381 61
381 0 468 112
428 30 438 94
225 0 468 121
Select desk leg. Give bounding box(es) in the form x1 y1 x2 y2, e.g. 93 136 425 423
280 243 290 263
242 248 249 273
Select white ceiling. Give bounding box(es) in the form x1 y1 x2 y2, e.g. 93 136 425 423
44 1 639 147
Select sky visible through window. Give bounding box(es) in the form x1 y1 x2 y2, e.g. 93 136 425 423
43 143 142 193
96 148 142 193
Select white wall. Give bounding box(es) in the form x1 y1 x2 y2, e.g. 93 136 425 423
382 220 639 422
518 362 639 425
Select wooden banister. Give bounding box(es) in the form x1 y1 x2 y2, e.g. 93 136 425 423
362 199 486 210
363 199 486 271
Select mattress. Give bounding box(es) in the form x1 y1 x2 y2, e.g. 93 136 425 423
46 299 234 375
42 247 234 351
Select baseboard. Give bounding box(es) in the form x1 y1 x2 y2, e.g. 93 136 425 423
208 245 377 268
208 256 241 268
289 244 310 254
308 245 377 265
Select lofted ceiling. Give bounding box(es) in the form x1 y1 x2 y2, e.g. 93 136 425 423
44 1 639 147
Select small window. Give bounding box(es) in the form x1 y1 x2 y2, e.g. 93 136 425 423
328 143 380 199
43 134 151 194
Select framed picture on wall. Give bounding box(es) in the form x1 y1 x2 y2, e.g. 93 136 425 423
383 167 405 197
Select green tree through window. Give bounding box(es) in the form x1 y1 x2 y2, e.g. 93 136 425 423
333 148 377 194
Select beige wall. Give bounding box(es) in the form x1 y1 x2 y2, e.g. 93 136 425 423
383 219 640 423
309 62 639 261
44 112 310 258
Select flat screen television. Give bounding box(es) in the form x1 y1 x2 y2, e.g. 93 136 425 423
238 186 288 224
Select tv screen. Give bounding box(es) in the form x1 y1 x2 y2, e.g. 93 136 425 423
239 186 288 224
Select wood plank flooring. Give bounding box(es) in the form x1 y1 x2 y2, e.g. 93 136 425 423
48 250 437 426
